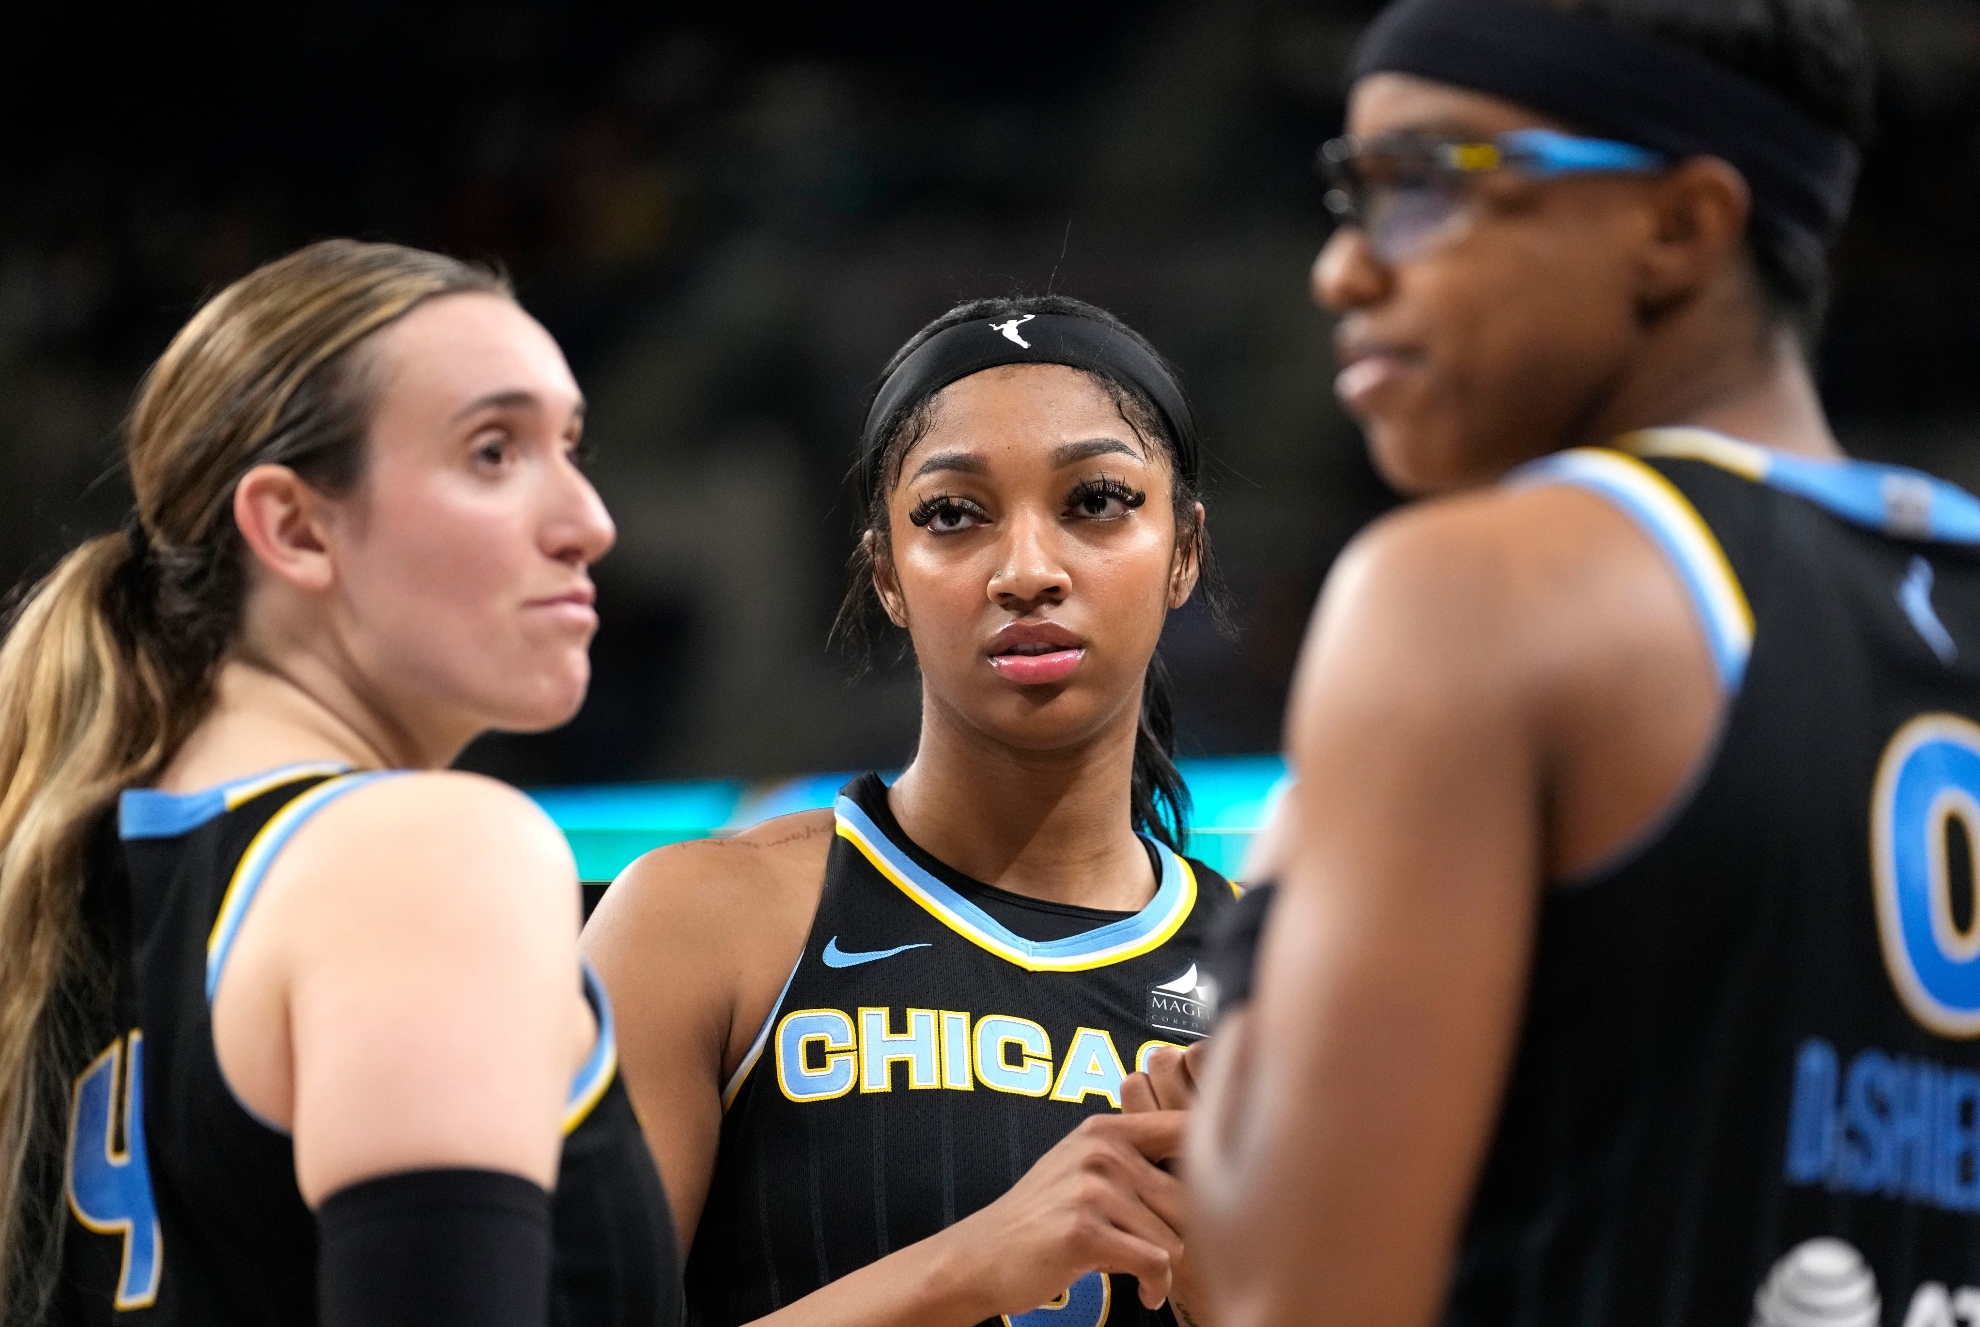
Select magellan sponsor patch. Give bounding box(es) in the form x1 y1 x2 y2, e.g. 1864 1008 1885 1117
1147 963 1212 1039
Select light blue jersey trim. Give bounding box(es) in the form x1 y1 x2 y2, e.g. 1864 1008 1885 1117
204 772 402 1001
722 956 800 1111
564 962 619 1133
1767 454 1980 543
1625 427 1980 545
1512 448 1754 690
833 796 1196 971
118 763 353 840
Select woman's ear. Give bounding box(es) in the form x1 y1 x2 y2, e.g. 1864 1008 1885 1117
1634 157 1752 319
234 463 336 593
1169 503 1206 609
868 529 909 629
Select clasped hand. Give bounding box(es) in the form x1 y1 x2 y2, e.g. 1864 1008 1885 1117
944 1042 1206 1320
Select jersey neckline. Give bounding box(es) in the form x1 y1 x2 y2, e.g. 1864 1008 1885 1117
846 772 1143 932
831 774 1199 972
119 762 354 840
1619 428 1980 544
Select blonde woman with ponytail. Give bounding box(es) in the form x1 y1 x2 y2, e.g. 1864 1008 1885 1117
0 240 679 1327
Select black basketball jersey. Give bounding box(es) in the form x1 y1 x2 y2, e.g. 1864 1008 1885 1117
52 766 680 1327
1434 429 1980 1325
685 773 1237 1327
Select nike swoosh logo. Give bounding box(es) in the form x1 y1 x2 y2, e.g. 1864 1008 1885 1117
821 937 931 969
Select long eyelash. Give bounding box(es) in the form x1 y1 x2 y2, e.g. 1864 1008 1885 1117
1067 476 1146 510
909 493 978 528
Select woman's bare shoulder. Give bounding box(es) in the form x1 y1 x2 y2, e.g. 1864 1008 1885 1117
582 808 835 956
280 768 574 914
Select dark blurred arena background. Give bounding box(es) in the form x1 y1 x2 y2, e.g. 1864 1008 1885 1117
1 0 1976 787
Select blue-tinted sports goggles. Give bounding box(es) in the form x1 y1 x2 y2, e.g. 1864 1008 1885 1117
1317 128 1669 263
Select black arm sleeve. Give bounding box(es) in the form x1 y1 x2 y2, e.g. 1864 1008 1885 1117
317 1167 551 1327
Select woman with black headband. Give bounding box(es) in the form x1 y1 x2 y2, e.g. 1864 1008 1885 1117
586 294 1237 1327
1184 1 1980 1325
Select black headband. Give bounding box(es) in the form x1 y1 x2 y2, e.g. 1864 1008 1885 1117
859 312 1198 497
1350 0 1861 247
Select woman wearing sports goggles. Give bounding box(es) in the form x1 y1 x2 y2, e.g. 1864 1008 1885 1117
1318 128 1668 264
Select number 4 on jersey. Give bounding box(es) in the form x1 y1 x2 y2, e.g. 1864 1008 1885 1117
66 1030 162 1309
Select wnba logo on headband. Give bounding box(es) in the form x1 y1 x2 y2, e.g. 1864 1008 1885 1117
1350 0 1862 247
990 315 1036 348
858 311 1199 497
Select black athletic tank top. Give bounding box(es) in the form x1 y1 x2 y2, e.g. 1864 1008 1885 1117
684 773 1237 1327
1433 430 1980 1325
52 766 680 1327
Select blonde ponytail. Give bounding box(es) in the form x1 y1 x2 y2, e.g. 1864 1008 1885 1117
0 533 168 1317
0 239 508 1320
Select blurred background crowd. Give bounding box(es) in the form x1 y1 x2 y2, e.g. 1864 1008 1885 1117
3 0 1978 789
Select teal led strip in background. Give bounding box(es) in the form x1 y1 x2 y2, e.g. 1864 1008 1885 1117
531 754 1288 884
